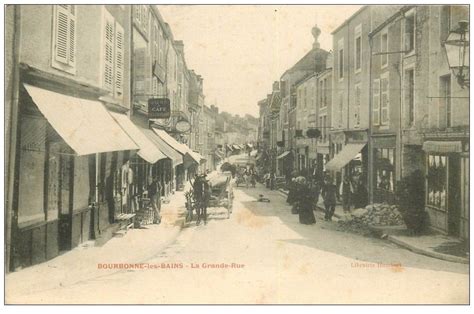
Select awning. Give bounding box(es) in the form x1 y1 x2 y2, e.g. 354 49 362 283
152 128 201 166
24 84 138 156
227 144 234 151
189 151 206 163
277 151 291 159
325 143 366 171
110 113 166 164
141 128 183 166
233 144 241 150
422 141 462 153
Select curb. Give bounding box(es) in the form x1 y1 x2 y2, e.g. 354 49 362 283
387 235 469 264
274 187 467 264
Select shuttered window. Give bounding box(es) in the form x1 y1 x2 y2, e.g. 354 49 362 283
373 79 380 125
380 75 389 125
103 9 114 91
102 8 124 98
52 5 76 70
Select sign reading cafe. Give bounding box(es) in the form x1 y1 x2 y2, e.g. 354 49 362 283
148 98 171 119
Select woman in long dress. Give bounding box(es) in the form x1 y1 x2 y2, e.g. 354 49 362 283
296 178 316 224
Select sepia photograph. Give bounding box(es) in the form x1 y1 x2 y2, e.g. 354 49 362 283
3 2 470 305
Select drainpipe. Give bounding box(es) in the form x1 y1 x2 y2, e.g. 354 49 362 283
368 36 374 204
6 4 22 272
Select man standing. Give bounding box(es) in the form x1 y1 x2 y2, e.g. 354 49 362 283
148 177 161 224
321 177 338 221
340 175 354 213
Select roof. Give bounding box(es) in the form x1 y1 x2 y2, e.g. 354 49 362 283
281 47 329 79
331 5 369 35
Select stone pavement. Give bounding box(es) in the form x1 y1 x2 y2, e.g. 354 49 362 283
5 190 187 300
278 188 469 264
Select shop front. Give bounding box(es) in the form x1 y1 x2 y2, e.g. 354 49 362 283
422 139 469 239
372 134 397 204
327 130 367 188
12 83 137 270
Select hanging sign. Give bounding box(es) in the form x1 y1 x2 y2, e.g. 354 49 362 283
148 98 170 119
175 119 191 133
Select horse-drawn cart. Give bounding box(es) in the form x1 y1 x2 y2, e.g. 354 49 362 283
207 171 234 218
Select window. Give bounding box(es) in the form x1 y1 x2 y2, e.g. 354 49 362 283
440 6 451 44
338 93 344 127
354 83 361 126
303 87 307 109
439 75 452 128
52 5 76 72
426 154 447 211
381 31 388 67
338 47 344 79
355 24 362 72
102 9 124 98
405 11 415 53
405 69 415 126
322 115 327 142
319 116 323 141
380 75 389 125
319 80 324 108
323 78 328 106
373 79 380 125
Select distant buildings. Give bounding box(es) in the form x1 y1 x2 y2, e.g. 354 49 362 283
257 5 469 240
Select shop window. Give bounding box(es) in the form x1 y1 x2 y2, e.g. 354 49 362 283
18 116 47 227
426 154 447 211
375 148 395 192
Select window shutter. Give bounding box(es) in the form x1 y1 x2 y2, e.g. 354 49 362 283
373 79 380 125
103 11 114 91
54 5 70 64
68 6 76 67
381 77 389 125
114 23 124 98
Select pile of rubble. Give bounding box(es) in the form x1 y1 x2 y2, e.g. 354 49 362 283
337 203 405 235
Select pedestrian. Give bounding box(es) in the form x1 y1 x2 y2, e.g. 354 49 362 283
321 177 338 221
287 177 297 205
354 176 368 209
296 177 316 225
148 177 161 224
340 175 354 213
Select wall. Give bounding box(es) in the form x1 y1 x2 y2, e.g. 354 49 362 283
19 5 102 88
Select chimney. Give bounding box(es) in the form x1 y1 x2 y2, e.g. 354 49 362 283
312 25 321 49
272 81 280 92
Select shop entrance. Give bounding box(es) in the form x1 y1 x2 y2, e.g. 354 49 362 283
447 155 461 236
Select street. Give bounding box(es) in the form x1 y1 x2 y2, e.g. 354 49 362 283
6 182 469 304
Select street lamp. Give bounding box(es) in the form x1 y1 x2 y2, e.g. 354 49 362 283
444 20 470 88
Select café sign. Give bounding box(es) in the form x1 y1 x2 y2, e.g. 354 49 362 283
148 98 170 119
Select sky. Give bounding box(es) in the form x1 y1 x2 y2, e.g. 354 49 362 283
159 5 362 117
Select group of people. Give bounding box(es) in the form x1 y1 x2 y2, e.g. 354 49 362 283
237 167 257 188
286 171 368 224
